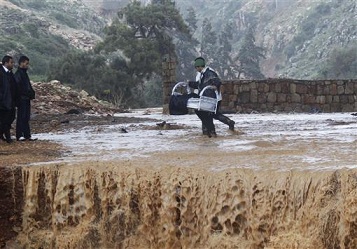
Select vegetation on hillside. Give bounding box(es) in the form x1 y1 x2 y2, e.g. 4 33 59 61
1 0 105 79
0 7 68 77
49 0 192 108
318 44 357 79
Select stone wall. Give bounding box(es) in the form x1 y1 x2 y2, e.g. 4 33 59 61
220 79 356 113
163 78 357 113
162 55 177 113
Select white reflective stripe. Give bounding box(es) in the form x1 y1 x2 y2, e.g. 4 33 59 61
216 92 222 101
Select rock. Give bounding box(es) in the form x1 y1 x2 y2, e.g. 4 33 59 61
120 128 128 133
31 81 121 115
60 119 70 124
65 109 82 115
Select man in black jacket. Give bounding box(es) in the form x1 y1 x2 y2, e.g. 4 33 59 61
14 55 37 141
0 55 17 143
189 57 235 137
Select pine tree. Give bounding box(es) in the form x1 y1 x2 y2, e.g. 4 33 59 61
185 6 198 33
200 18 217 62
91 1 191 107
174 6 199 81
213 22 238 79
236 25 265 79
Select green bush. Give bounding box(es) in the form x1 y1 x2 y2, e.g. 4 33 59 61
23 23 39 38
52 12 79 29
0 38 18 54
315 3 331 15
7 0 23 6
26 0 49 10
319 44 357 79
47 51 143 108
301 19 316 37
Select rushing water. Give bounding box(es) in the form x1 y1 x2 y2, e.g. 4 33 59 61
3 110 357 249
35 110 357 171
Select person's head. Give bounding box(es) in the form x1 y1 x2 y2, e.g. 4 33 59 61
194 57 205 72
2 55 14 70
18 55 30 69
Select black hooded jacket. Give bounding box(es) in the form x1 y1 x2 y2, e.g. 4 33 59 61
189 67 221 98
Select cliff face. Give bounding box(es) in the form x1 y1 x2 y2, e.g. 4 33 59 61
174 0 357 79
1 163 357 249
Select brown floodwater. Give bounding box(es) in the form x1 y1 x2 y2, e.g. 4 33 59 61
34 109 356 171
4 110 357 248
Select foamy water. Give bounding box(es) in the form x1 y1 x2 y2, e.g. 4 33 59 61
35 109 357 171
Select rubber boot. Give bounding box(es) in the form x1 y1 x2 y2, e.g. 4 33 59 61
215 114 235 130
208 129 217 138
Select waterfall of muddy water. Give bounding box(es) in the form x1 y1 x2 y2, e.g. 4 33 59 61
2 110 357 248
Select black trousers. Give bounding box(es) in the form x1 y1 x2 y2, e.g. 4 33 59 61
212 102 234 126
0 108 16 141
16 99 32 139
195 109 215 134
195 101 233 134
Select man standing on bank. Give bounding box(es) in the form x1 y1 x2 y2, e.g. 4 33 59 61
188 57 235 137
0 55 17 143
14 55 37 141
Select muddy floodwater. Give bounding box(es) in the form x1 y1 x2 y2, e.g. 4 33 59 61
2 110 357 249
36 109 356 171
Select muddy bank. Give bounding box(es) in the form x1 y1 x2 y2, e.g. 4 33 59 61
0 113 158 167
0 140 63 167
29 113 157 134
2 162 357 249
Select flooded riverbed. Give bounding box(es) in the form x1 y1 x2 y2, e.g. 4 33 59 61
36 109 357 171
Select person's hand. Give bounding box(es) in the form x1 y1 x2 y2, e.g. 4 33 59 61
210 85 217 90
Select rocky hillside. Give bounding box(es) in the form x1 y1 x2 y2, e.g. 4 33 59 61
174 0 357 79
250 0 356 79
0 0 107 75
2 0 106 48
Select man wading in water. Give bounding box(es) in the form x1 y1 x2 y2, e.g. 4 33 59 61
188 57 235 137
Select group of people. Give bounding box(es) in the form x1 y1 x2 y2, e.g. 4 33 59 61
188 57 235 137
0 55 36 143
